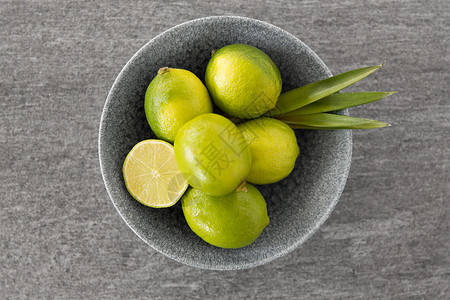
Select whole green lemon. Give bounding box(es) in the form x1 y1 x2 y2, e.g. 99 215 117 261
205 44 282 119
145 67 213 143
174 113 251 196
238 117 300 184
182 183 269 248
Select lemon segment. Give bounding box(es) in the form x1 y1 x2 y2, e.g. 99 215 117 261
123 140 188 208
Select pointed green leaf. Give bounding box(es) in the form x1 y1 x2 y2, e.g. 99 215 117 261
287 123 390 130
279 92 396 116
265 63 384 116
275 113 390 129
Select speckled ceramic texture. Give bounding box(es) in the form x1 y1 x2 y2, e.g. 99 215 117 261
99 16 352 270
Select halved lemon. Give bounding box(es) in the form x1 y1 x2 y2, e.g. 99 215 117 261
122 139 188 208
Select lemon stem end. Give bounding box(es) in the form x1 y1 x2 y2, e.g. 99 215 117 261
158 67 170 75
236 181 247 192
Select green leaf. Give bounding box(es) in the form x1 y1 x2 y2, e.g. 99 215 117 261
275 113 390 129
265 63 384 116
287 123 390 130
279 92 396 116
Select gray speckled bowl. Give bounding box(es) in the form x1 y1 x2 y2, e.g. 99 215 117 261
99 16 352 270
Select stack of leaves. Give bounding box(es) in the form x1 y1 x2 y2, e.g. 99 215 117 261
264 63 396 129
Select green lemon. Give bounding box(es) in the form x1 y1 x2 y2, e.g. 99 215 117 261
238 117 300 184
205 44 282 119
145 67 213 143
174 113 252 196
182 183 269 248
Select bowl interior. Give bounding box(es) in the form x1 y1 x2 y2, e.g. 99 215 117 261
99 16 352 270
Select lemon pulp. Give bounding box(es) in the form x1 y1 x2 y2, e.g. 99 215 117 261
123 139 188 208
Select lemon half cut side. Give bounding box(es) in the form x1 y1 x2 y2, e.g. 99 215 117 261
123 139 189 208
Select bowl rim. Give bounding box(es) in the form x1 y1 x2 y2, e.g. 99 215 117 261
98 15 352 270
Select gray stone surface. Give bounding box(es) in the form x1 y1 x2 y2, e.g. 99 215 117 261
1 0 448 299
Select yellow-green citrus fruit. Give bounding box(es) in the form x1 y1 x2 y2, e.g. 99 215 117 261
181 183 269 248
122 139 188 208
145 67 213 143
174 113 251 196
205 44 282 119
238 117 300 184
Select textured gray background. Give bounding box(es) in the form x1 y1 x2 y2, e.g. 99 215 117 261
1 0 449 299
